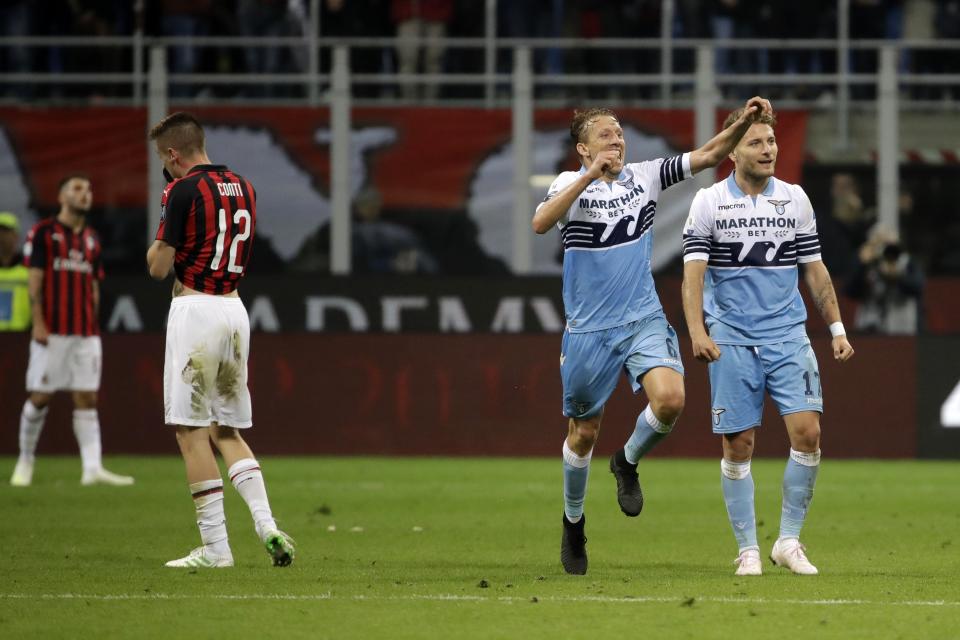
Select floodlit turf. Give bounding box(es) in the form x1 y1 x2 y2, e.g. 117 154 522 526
1 456 958 639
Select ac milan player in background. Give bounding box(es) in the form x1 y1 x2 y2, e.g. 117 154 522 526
146 112 294 569
10 175 134 487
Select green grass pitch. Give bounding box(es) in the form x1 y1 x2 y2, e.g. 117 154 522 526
1 456 958 639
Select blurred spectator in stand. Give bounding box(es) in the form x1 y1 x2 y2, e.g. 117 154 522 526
391 0 453 101
321 0 392 98
291 187 439 274
708 0 774 98
54 0 132 100
596 1 661 100
497 0 564 97
773 1 835 100
901 0 936 99
846 224 923 334
161 0 214 97
849 0 897 100
0 1 34 100
239 0 308 98
935 0 960 100
831 172 876 260
0 212 31 332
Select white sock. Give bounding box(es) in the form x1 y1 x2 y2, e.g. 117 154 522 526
228 458 277 540
72 409 102 474
18 400 48 464
190 479 230 553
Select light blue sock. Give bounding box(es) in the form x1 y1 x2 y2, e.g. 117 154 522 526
562 441 592 522
624 405 674 465
721 459 758 552
780 448 820 539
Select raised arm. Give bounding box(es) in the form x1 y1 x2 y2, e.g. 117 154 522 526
689 96 773 175
802 260 855 362
682 260 721 362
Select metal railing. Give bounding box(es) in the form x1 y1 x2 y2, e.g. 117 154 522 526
2 33 958 273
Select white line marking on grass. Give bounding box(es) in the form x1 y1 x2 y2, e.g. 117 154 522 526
1 593 958 607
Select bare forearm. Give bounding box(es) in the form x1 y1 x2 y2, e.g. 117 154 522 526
805 266 842 325
28 272 45 328
692 118 752 172
681 264 708 337
532 173 594 234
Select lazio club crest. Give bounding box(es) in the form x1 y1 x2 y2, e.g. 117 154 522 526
766 199 791 215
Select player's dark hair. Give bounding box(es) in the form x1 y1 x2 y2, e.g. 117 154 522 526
58 173 91 191
149 112 206 155
722 108 777 131
570 108 619 144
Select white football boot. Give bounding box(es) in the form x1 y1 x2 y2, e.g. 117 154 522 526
10 459 34 487
770 537 818 575
81 467 135 486
165 546 234 568
734 547 763 576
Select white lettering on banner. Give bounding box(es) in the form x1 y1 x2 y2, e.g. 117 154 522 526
438 297 472 332
305 296 369 331
106 296 144 331
940 378 960 427
382 297 429 332
103 292 565 332
248 296 280 332
490 297 523 332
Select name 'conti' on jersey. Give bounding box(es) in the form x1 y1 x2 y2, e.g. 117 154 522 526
23 218 104 336
682 172 822 345
156 164 256 295
538 154 691 332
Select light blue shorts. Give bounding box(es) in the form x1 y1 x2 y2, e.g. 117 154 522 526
707 337 822 434
560 312 684 419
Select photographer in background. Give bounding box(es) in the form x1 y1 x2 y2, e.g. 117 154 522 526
846 224 924 335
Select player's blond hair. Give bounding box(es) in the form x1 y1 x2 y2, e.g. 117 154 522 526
722 108 777 131
570 108 619 144
149 112 206 156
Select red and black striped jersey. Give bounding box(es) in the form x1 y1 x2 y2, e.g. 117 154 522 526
156 164 256 295
23 218 104 336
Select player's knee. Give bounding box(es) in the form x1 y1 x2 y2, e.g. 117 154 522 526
174 427 209 455
652 388 685 423
209 424 241 446
28 393 52 410
570 418 600 448
791 420 821 451
724 430 755 460
72 391 97 409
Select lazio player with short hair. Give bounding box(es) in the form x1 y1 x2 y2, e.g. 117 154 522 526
681 108 854 577
533 96 773 575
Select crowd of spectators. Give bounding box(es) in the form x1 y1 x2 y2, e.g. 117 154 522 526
2 1 960 101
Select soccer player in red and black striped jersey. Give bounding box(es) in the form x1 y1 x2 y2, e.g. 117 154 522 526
9 175 134 488
146 112 294 569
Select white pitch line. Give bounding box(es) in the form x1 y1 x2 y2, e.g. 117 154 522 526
0 593 957 607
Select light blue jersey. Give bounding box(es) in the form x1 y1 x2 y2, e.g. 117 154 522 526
681 173 822 345
539 154 691 333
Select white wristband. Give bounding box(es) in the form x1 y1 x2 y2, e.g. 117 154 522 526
829 322 846 338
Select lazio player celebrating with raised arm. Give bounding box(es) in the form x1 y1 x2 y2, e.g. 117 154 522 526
533 96 772 575
681 108 854 577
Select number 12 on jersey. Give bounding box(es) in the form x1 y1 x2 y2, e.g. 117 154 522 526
210 208 251 274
